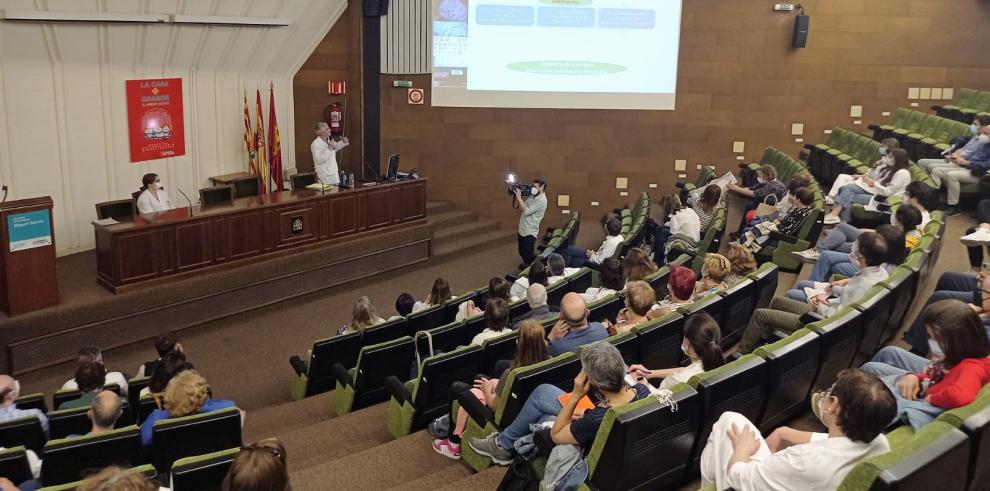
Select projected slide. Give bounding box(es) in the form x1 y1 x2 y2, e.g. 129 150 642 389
431 0 683 110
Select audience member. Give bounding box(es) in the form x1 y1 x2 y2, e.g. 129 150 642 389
826 138 900 204
434 320 549 459
61 347 129 397
649 266 696 318
58 361 109 410
471 298 511 346
337 296 386 335
546 293 608 356
960 198 990 269
739 174 812 233
563 217 623 268
688 184 722 232
420 277 453 309
222 438 290 491
653 193 701 263
627 312 725 389
902 271 990 356
140 370 238 446
0 375 47 434
863 299 990 429
694 253 731 299
738 187 814 255
608 280 655 335
699 369 895 490
512 284 557 325
510 260 548 300
727 164 786 234
137 332 183 378
394 293 417 318
918 116 990 216
724 243 758 286
580 257 623 303
76 466 156 491
144 351 195 397
462 277 515 320
468 342 651 465
799 208 915 285
87 390 122 435
734 232 889 354
546 253 579 285
621 247 657 284
824 148 911 224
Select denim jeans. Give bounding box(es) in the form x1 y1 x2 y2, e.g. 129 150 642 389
497 383 564 450
810 250 860 282
903 272 979 355
653 225 672 263
835 184 875 222
861 346 945 430
815 223 860 253
563 245 588 268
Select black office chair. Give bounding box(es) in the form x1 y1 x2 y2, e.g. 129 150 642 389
290 172 318 190
95 199 135 220
199 186 234 207
231 176 261 198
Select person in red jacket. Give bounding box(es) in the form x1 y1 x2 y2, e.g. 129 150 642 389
862 299 990 430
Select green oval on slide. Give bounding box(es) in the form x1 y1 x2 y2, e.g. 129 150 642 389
506 61 626 75
538 0 594 5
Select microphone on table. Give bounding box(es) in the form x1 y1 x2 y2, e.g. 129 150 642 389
177 188 194 217
1 185 7 203
315 173 326 195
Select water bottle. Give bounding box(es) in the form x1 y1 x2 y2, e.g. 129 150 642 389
348 172 355 187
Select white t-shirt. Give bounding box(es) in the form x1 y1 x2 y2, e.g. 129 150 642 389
136 189 173 214
61 371 130 397
668 208 702 241
471 328 510 346
589 235 624 264
659 360 704 390
581 288 616 304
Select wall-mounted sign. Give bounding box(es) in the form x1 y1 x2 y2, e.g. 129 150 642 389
126 78 186 162
408 88 425 105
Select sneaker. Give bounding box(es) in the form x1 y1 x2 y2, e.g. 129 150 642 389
468 432 513 465
432 438 462 460
791 249 821 263
825 195 835 206
944 206 962 217
822 214 841 225
961 228 990 247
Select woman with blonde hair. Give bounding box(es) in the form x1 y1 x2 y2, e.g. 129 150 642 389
76 466 156 491
223 439 291 491
694 253 731 299
337 296 385 335
724 243 757 286
139 370 237 446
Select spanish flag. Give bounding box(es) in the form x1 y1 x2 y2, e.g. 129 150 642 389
268 84 284 192
254 89 269 195
243 91 257 176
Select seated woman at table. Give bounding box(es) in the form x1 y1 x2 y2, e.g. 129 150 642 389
136 173 174 214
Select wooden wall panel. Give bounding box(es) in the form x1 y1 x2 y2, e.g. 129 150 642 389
294 0 990 232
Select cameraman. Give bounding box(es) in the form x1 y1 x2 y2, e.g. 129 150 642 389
515 179 547 269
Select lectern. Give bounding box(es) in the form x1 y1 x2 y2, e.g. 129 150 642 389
0 197 58 315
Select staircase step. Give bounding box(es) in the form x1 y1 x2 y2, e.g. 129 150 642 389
432 230 517 262
426 201 455 215
427 209 479 229
435 466 506 491
242 392 333 443
394 460 475 490
275 402 392 472
290 431 466 490
433 219 501 244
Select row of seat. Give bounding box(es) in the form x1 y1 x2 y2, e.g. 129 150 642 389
870 107 971 161
934 87 990 123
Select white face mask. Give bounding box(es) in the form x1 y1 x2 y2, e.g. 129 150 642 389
681 341 691 358
11 380 20 399
928 339 944 357
757 177 766 184
979 134 990 143
879 147 887 156
155 182 164 190
972 123 980 135
815 394 830 426
849 251 862 269
531 186 539 196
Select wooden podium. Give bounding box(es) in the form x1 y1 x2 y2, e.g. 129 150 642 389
0 197 59 316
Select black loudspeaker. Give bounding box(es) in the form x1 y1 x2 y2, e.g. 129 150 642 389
363 0 390 16
792 14 809 48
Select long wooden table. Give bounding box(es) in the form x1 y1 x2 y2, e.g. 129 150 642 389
94 179 427 293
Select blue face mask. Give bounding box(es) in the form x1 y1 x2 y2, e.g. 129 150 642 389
929 339 944 357
972 123 980 135
879 147 887 156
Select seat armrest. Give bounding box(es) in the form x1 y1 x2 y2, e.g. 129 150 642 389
802 143 814 150
331 362 352 387
289 355 308 377
867 124 879 130
505 273 520 283
385 375 412 404
769 230 799 243
800 311 825 325
930 104 942 111
453 381 495 427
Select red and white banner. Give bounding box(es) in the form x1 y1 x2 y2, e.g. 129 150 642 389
126 78 186 162
328 80 346 95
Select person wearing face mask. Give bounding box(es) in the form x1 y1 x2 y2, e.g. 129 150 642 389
515 179 548 269
136 173 173 214
902 271 990 357
562 216 622 269
653 193 701 263
732 232 889 355
824 148 912 225
699 368 895 491
626 313 725 390
727 165 786 236
919 117 990 216
0 375 47 434
918 115 990 175
311 122 349 187
863 299 990 430
824 138 900 206
960 198 990 261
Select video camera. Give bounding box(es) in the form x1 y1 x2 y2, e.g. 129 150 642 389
506 173 535 197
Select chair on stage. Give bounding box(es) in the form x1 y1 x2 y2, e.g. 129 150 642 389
231 176 261 198
96 199 135 220
199 186 235 207
290 172 317 190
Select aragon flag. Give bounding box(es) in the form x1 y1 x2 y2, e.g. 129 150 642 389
268 83 284 192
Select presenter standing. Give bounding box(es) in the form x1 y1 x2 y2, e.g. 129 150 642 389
136 173 174 214
311 122 349 186
516 179 547 269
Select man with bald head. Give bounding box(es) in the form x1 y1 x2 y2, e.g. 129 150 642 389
546 292 608 356
87 390 123 435
0 375 47 434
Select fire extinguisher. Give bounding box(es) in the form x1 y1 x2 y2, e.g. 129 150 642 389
324 103 344 136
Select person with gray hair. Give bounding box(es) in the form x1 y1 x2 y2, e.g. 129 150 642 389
546 253 580 285
512 284 557 325
87 390 123 435
311 121 349 187
469 341 652 465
